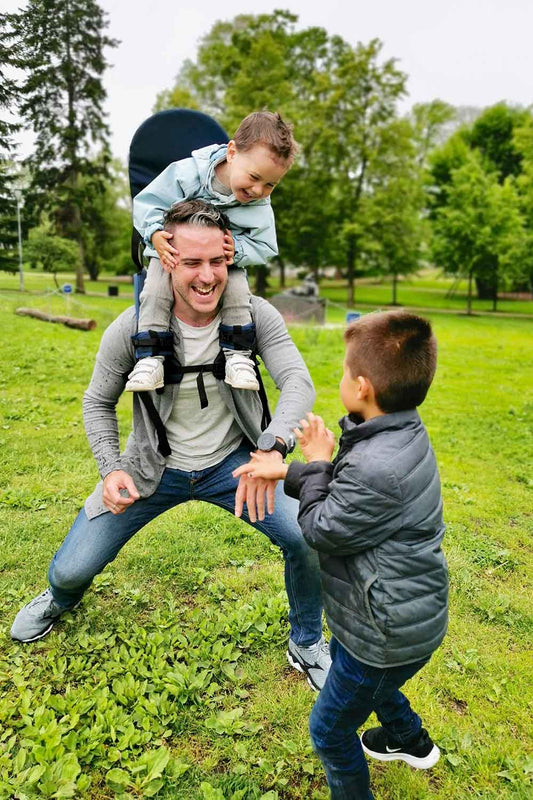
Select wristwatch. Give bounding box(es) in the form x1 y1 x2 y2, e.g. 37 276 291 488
257 432 289 458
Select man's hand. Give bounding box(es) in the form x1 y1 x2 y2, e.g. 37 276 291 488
233 450 283 522
103 470 140 515
152 230 179 270
223 230 235 266
295 412 336 463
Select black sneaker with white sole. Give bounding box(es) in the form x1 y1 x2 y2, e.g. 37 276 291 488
286 636 331 691
361 726 440 769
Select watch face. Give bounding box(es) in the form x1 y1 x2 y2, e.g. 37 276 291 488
259 433 276 450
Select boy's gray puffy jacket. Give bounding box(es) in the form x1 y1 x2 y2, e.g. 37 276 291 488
284 410 448 667
133 143 278 266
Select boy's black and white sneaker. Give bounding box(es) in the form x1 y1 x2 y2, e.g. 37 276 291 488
361 726 440 769
287 636 331 691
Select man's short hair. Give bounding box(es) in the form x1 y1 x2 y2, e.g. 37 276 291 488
163 200 230 232
233 111 298 164
344 311 437 413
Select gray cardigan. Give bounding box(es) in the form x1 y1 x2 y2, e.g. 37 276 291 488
82 297 315 519
284 410 448 668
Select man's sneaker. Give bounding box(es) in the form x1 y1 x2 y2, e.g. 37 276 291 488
287 636 331 691
10 589 77 643
224 352 259 391
125 357 164 392
361 726 440 770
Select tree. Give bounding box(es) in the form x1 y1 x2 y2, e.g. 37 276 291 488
0 13 21 273
431 153 527 313
321 39 409 304
4 0 118 292
26 222 81 286
362 119 426 305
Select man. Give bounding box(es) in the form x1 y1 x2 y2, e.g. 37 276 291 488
11 200 330 691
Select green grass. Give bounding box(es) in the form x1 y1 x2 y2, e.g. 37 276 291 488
0 283 532 798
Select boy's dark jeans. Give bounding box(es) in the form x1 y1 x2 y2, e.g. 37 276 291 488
309 637 430 800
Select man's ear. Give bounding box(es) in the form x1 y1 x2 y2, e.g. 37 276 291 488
226 139 237 162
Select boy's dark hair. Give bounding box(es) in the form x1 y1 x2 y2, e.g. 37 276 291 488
233 111 298 164
344 311 437 413
163 199 230 232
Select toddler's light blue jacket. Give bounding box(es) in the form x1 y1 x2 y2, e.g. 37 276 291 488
133 143 278 267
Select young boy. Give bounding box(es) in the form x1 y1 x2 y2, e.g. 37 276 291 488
127 111 296 393
233 311 448 800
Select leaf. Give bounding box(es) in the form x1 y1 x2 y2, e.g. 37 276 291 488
106 768 131 791
142 778 165 797
445 753 462 767
142 746 170 782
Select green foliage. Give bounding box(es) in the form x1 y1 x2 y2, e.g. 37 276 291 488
0 286 532 798
3 0 118 290
431 151 529 310
26 224 81 277
154 12 429 301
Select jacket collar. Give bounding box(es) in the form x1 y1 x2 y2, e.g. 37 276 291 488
338 409 421 446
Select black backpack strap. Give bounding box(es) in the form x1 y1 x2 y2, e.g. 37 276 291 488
137 392 171 457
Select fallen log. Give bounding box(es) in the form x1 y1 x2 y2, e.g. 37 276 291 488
16 307 97 331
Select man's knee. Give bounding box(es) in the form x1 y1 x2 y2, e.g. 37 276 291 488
48 558 94 593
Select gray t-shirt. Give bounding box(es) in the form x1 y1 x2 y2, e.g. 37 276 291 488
164 314 243 470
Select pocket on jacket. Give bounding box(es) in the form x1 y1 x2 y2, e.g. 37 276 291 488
364 574 386 637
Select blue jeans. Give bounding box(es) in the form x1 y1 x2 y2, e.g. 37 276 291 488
48 444 322 646
309 638 430 800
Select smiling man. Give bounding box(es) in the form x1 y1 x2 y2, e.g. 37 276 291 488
11 200 331 692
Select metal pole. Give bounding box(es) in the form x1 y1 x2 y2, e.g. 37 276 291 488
15 192 24 292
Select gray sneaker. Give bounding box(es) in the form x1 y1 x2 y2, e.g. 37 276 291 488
10 589 75 643
287 636 331 691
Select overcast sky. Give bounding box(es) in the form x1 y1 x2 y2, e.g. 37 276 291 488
6 0 533 162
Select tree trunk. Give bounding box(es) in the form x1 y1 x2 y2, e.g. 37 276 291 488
475 277 496 300
16 307 96 330
65 0 85 294
392 273 398 305
278 255 286 289
346 234 356 307
492 275 498 311
467 271 473 315
255 264 268 297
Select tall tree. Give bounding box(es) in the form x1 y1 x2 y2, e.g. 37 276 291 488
431 153 527 313
0 13 21 273
322 38 408 304
4 0 117 291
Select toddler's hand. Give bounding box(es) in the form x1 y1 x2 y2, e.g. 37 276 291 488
223 230 235 266
152 230 179 269
295 412 336 463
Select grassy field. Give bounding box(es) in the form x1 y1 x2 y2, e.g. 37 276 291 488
0 280 532 799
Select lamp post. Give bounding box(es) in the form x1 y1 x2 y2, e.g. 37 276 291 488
14 189 24 292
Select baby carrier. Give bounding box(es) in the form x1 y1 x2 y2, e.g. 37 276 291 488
128 108 271 456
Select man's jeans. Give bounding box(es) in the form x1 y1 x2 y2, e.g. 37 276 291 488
48 444 323 646
309 637 430 800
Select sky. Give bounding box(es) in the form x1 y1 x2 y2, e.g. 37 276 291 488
5 0 533 162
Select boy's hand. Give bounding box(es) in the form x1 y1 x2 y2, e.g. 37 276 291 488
232 451 288 483
295 412 336 463
152 230 179 269
223 230 235 265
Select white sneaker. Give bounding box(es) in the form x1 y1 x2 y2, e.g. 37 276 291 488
125 357 164 392
224 352 260 391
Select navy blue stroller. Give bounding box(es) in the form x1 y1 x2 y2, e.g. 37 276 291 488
127 109 271 455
